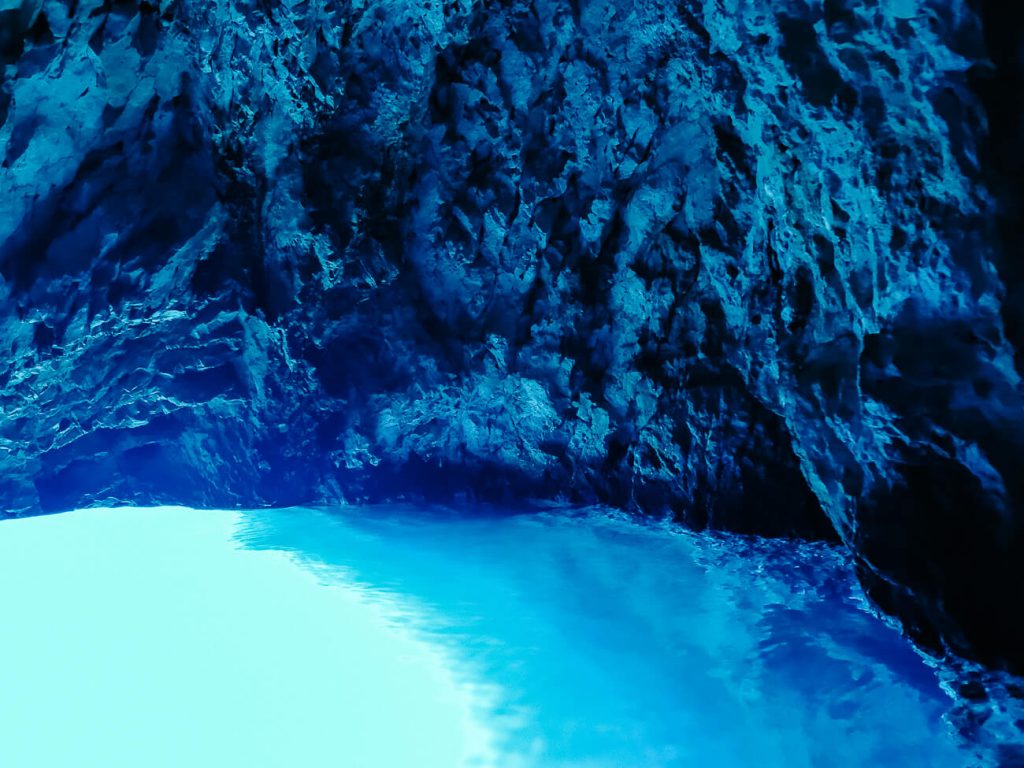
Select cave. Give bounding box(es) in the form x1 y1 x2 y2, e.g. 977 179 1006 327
1 0 1022 764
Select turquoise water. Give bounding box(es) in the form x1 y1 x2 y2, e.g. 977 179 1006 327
0 505 968 766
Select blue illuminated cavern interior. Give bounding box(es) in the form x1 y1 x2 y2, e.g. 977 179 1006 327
1 0 1024 765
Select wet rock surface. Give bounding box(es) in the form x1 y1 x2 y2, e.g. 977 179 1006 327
1 0 1023 673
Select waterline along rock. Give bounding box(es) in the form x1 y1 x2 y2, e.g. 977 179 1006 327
1 1 1022 672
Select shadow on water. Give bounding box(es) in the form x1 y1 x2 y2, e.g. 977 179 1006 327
235 504 968 768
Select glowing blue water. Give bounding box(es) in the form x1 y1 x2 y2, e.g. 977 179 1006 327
0 505 968 766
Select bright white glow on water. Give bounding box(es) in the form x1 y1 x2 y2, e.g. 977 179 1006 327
0 504 970 766
0 507 496 768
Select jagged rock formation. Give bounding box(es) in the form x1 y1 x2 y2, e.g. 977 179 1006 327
1 0 1022 671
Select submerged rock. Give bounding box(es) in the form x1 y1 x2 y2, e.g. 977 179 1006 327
1 1 1022 671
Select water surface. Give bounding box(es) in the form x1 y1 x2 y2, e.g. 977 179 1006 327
0 505 967 766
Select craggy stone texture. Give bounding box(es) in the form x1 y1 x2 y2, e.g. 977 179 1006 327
1 1 1023 669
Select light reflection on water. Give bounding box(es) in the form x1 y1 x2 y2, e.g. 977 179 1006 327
239 504 965 767
0 504 970 767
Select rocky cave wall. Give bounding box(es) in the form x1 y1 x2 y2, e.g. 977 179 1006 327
1 0 1022 671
